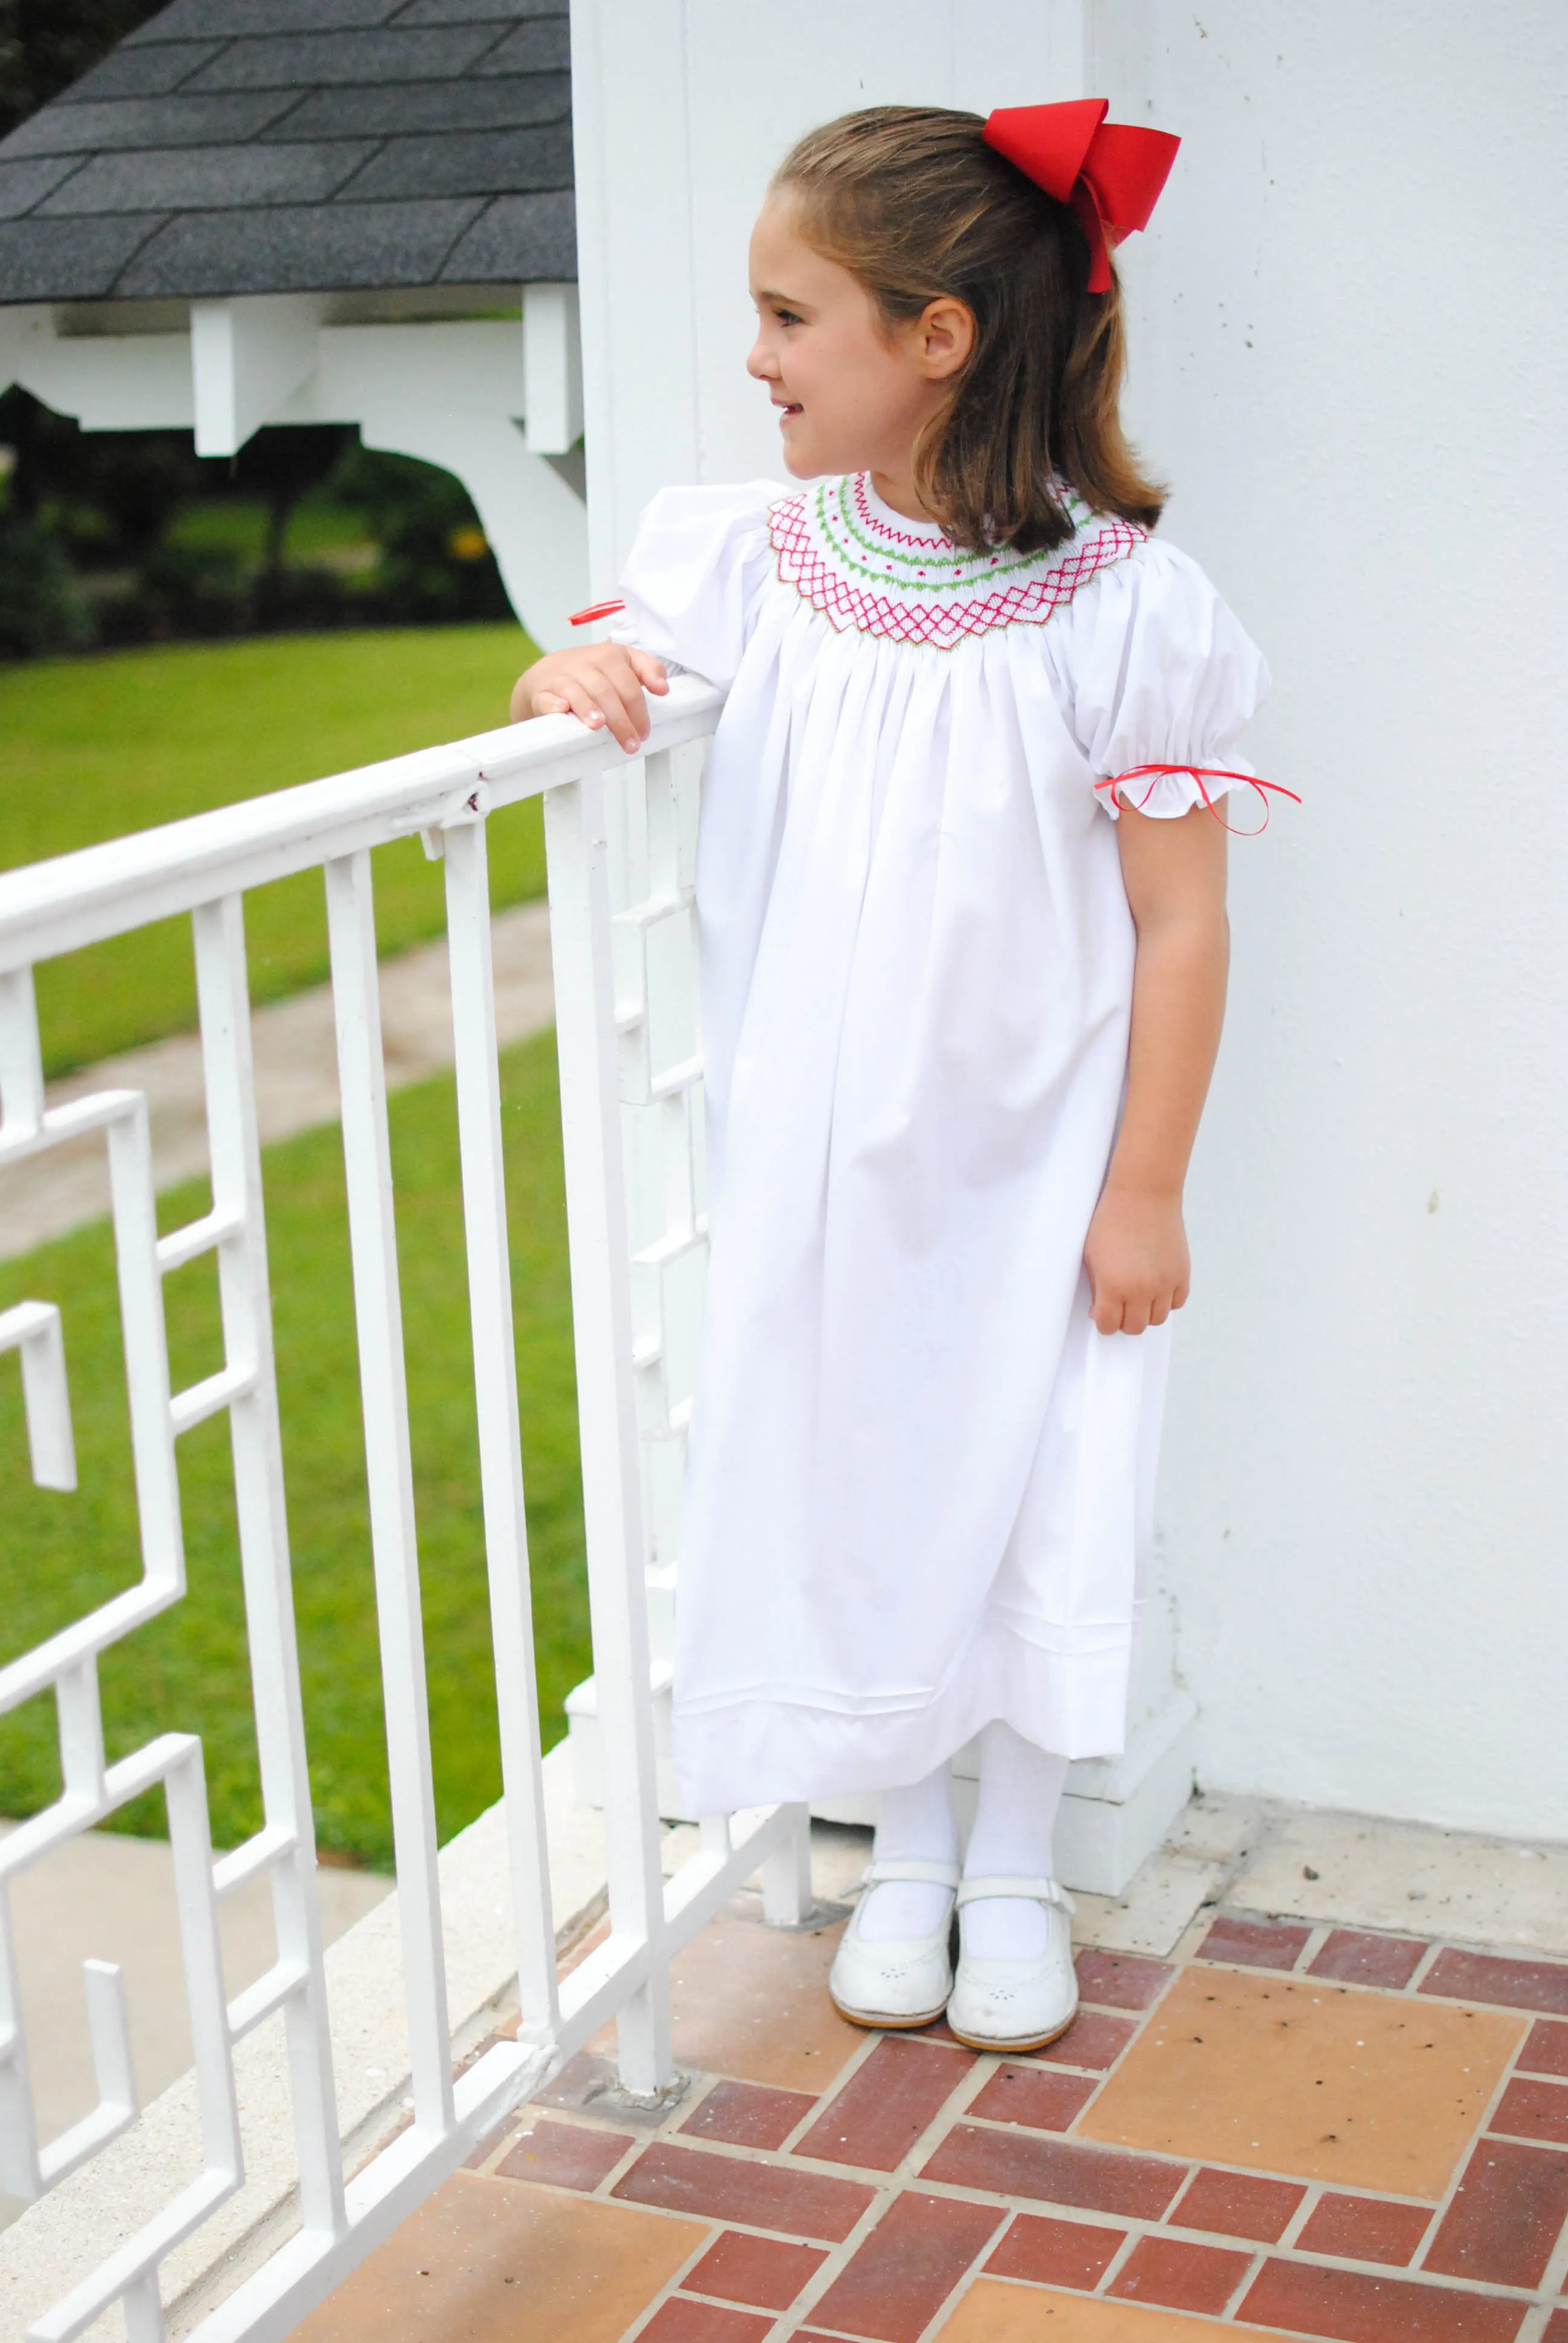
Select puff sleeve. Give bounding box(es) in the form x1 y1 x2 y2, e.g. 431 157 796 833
610 480 783 693
1044 537 1272 819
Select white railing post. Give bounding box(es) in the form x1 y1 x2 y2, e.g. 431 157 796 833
0 965 45 1142
190 894 346 2241
760 1809 812 1927
544 772 671 2095
324 850 454 2136
441 816 561 2043
0 1302 76 1490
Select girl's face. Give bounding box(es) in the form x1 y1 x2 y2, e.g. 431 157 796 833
746 193 973 499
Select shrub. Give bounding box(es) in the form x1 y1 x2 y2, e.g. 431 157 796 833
0 517 94 657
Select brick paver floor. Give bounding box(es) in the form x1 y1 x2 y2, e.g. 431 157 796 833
295 1892 1568 2341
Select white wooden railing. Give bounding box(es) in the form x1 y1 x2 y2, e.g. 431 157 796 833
0 675 810 2343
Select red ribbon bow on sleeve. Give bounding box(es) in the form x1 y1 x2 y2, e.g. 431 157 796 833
983 99 1180 293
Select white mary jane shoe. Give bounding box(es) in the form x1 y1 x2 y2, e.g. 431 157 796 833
828 1857 961 2030
945 1875 1079 2053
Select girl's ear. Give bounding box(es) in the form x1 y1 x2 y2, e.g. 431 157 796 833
918 296 976 381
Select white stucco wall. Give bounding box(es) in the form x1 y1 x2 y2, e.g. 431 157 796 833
569 0 1089 581
1102 2 1568 1835
571 0 1568 1839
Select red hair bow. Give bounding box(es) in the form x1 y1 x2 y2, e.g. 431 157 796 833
983 99 1180 293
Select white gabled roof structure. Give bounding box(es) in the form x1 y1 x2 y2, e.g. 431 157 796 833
0 0 587 646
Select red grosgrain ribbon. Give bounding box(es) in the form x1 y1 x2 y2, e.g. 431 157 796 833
568 598 626 626
1096 764 1302 835
984 100 1180 293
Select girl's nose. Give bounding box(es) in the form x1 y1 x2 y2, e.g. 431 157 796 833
746 336 778 383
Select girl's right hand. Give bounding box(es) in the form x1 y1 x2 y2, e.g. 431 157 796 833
510 644 669 752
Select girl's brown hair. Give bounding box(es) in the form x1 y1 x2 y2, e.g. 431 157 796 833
772 105 1165 555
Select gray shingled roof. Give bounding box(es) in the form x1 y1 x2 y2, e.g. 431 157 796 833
0 0 573 306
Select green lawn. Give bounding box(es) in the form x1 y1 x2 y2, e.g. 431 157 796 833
2 628 540 1076
0 1027 585 1868
164 492 378 571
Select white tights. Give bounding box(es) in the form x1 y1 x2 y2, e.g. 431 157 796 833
858 1721 1070 1959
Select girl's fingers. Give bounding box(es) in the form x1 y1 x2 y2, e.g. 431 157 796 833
557 670 641 749
596 684 648 751
578 660 650 750
1091 1288 1186 1335
529 647 665 749
554 679 611 732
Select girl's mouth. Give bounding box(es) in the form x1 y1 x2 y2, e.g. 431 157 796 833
776 401 803 422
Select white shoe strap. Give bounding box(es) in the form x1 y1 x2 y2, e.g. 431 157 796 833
861 1857 961 1890
956 1873 1076 1913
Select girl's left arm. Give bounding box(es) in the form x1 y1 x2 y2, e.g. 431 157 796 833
1084 805 1229 1335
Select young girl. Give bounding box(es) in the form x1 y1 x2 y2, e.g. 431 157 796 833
512 102 1275 2052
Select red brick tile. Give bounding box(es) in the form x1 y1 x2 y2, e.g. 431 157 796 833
1296 2192 1434 2266
795 2036 973 2172
685 2231 826 2312
1172 2165 1305 2243
1109 2234 1253 2315
1308 1930 1428 1990
1027 2008 1138 2071
1424 2136 1568 2287
1074 1947 1172 2011
681 2078 817 2152
462 2122 507 2169
808 2189 1004 2342
1198 1913 1313 1970
1420 1947 1568 2015
1520 2020 1568 2078
921 2123 1186 2218
1240 2257 1526 2341
984 2212 1124 2290
1543 2315 1568 2342
639 2302 774 2343
493 2117 633 2191
612 2141 874 2241
905 2016 967 2046
1492 2076 1568 2145
967 2061 1096 2132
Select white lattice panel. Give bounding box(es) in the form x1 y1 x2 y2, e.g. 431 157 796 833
0 909 336 2343
604 743 709 1657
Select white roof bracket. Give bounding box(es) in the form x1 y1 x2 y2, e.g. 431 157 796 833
191 293 325 459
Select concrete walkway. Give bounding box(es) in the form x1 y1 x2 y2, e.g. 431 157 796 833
0 1820 392 2179
1 899 555 1260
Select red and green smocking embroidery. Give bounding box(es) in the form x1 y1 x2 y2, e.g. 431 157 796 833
768 473 1143 649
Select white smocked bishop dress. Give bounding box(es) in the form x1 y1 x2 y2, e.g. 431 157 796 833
612 471 1268 1818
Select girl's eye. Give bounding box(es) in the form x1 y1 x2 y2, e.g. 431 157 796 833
774 306 804 327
